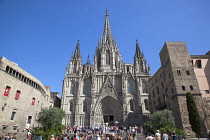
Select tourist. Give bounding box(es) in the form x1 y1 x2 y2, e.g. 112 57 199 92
162 131 168 140
171 131 176 140
63 134 68 140
96 134 101 140
146 133 153 140
50 135 55 140
155 130 161 140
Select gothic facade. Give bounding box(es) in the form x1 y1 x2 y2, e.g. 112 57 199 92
61 10 151 127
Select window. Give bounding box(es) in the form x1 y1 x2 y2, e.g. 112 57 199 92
69 101 73 112
161 82 164 89
142 81 147 93
205 90 209 94
106 50 110 65
127 79 135 94
13 126 18 130
70 81 77 95
10 112 16 120
144 99 149 110
5 66 10 73
152 90 155 98
182 86 186 91
190 85 193 90
83 101 87 112
4 86 11 96
163 94 166 103
130 99 134 111
83 79 91 95
157 87 159 94
31 97 35 105
158 97 161 105
27 116 32 124
73 63 77 73
177 70 181 76
196 60 202 68
2 125 7 130
15 90 21 100
191 60 194 66
186 70 190 75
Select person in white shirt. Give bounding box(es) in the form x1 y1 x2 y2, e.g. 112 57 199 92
162 131 168 140
155 130 161 140
96 134 101 140
146 134 154 140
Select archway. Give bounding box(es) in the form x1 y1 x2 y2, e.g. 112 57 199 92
95 96 123 126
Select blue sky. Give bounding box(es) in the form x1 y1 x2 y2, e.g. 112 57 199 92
1 0 210 95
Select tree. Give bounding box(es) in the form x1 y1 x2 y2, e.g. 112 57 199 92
186 92 202 137
144 109 175 131
32 107 65 139
37 107 65 130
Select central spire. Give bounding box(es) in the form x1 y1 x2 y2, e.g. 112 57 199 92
102 9 113 45
103 9 112 37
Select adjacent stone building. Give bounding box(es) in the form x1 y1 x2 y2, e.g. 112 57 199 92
148 42 210 137
0 57 52 136
191 51 210 98
61 10 151 127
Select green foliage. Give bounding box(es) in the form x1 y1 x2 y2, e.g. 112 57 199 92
186 92 202 137
37 107 65 130
144 109 175 131
32 107 65 139
159 126 185 136
32 124 65 139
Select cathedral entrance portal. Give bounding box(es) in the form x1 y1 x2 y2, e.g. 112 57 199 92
94 96 122 126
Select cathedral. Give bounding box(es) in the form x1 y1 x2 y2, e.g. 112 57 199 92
61 10 151 127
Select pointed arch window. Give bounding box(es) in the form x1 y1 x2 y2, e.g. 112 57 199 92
130 99 134 112
83 79 91 95
83 100 87 112
73 63 77 73
69 101 73 112
70 81 77 95
127 79 135 94
142 81 147 93
144 99 149 110
106 50 110 65
97 54 101 68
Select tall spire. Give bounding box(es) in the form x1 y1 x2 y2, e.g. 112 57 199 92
103 9 112 37
74 40 81 58
135 40 141 57
102 9 113 45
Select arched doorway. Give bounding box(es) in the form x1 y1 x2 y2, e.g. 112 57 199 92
95 96 123 126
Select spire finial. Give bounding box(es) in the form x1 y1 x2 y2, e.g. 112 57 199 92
73 40 81 58
106 9 108 16
86 54 91 65
135 39 141 57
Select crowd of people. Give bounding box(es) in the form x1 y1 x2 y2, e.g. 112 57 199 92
146 130 177 140
50 125 143 140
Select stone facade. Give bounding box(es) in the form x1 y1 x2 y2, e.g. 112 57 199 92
0 57 52 136
149 42 210 137
61 10 151 127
